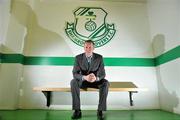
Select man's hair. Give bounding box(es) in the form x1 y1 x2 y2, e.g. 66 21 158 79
84 40 95 45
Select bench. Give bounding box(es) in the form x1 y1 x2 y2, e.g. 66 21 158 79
33 82 147 107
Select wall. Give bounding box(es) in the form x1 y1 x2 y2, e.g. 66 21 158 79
147 0 180 114
1 0 179 112
0 0 24 109
0 0 10 44
16 0 159 110
0 0 160 110
0 0 11 68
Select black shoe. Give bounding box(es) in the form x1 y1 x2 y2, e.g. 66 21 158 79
71 110 82 119
97 110 104 120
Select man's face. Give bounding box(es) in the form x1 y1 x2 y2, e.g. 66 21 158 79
84 42 94 55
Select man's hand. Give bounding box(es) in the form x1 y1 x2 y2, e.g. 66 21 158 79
83 73 97 83
83 75 90 81
89 73 96 82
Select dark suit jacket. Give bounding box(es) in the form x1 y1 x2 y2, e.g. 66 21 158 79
72 53 106 82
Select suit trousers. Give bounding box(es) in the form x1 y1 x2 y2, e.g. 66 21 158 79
70 79 109 111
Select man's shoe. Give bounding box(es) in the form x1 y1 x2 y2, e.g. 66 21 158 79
97 110 104 119
71 110 82 119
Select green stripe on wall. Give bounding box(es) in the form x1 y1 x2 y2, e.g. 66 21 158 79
0 46 179 66
154 46 180 66
0 53 2 63
0 55 155 66
1 55 155 66
104 58 154 66
24 57 74 65
1 54 24 64
24 57 155 66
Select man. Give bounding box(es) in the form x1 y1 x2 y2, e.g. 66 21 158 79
71 40 109 119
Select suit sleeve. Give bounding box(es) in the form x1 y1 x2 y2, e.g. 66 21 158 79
97 56 106 81
72 56 82 81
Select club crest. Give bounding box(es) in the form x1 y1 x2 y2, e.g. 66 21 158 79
65 7 116 48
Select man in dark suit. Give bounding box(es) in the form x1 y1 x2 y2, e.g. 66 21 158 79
71 40 109 119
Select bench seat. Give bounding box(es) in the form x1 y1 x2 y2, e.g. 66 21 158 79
33 82 147 107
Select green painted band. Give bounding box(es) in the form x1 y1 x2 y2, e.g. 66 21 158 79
104 58 155 66
154 45 180 66
0 46 179 66
0 53 2 63
24 57 74 65
0 54 154 66
1 54 24 64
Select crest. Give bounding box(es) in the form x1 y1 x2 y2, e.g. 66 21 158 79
65 7 116 48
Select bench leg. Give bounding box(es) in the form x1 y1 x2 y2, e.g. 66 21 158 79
42 91 51 107
129 91 138 106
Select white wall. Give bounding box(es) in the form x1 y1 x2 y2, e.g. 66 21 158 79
0 0 11 44
15 0 159 110
0 0 24 109
1 0 179 112
147 0 180 114
0 0 161 110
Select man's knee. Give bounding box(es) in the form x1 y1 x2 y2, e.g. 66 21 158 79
70 79 79 87
101 79 109 88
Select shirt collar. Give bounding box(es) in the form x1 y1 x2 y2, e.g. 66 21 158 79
85 53 93 58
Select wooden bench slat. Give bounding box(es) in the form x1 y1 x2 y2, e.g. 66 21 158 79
110 82 137 88
33 82 147 92
33 82 148 107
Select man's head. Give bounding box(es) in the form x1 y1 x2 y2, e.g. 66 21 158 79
84 40 94 56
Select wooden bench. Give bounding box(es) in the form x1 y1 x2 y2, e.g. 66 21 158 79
33 82 147 107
